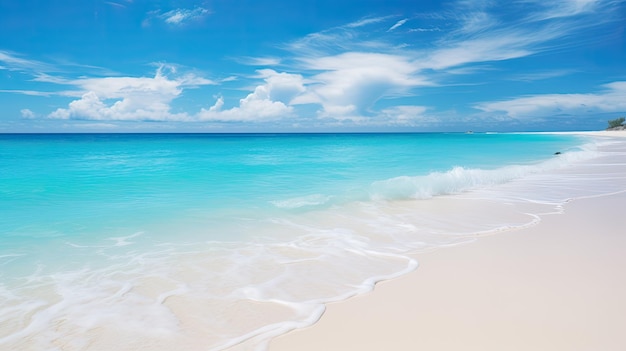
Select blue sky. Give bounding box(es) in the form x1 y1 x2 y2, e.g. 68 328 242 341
1 0 625 132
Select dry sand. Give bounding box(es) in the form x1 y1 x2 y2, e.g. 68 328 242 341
270 131 626 351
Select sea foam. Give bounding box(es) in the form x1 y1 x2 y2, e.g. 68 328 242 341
369 142 599 201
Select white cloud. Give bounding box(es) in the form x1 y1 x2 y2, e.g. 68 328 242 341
161 8 211 25
220 76 238 83
387 19 408 32
200 94 292 122
509 69 577 82
10 0 625 128
408 0 622 72
281 2 616 122
1 89 55 97
346 16 390 28
48 65 214 121
199 70 305 122
297 52 430 118
49 90 189 121
20 109 35 119
456 11 497 34
0 50 53 73
286 16 394 56
0 51 113 77
526 0 603 20
32 73 71 84
257 69 307 103
475 81 626 119
105 1 127 9
413 15 579 72
416 35 533 71
237 57 282 66
143 7 211 27
409 27 442 32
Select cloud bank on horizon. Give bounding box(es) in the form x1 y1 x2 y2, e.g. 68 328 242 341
1 0 625 132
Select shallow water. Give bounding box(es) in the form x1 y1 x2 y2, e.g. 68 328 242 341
1 132 624 350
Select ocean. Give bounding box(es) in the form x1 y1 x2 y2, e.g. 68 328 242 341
1 132 625 350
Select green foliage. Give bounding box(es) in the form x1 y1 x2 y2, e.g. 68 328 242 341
608 117 625 129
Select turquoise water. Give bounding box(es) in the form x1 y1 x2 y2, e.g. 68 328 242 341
0 133 580 237
1 132 623 350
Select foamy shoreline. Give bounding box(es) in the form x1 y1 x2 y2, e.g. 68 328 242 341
269 130 626 351
2 131 623 350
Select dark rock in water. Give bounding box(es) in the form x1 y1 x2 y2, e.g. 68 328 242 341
554 152 562 155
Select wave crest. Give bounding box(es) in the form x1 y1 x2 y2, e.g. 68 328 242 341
369 146 598 201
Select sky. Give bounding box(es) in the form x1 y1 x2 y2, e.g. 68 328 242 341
0 0 625 133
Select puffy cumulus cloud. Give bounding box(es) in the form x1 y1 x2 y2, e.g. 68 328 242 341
297 52 430 118
257 69 307 103
48 66 214 121
475 81 626 119
49 91 188 121
45 66 308 123
199 94 291 122
199 70 306 122
20 109 35 119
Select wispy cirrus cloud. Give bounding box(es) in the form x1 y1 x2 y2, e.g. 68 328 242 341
0 50 118 80
287 16 396 56
387 19 408 32
273 0 624 124
162 8 211 25
409 27 441 33
236 57 282 66
145 7 212 27
415 0 612 71
0 50 54 73
0 89 78 97
524 0 604 20
509 69 577 82
345 16 391 28
104 1 132 9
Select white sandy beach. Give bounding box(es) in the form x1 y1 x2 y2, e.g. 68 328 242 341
270 132 626 351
